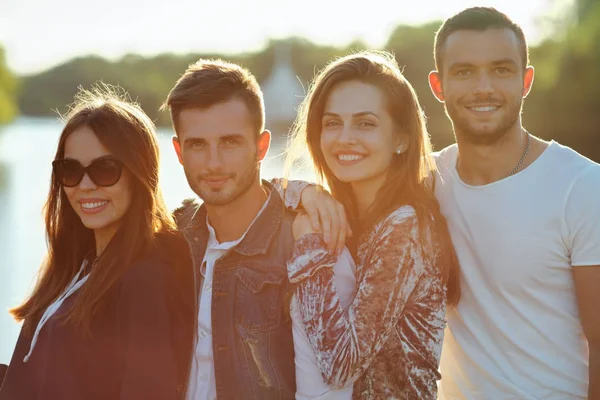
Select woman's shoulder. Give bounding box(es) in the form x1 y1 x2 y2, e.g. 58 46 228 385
379 205 418 230
121 231 192 286
369 204 436 248
359 206 419 249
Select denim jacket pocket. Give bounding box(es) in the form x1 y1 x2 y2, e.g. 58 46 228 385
234 266 286 333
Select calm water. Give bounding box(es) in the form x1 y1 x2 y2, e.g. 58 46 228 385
0 117 313 364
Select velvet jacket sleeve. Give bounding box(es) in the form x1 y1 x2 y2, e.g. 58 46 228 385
287 207 427 387
270 178 312 210
116 258 181 400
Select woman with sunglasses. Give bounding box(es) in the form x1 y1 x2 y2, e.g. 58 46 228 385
285 51 461 399
0 85 194 400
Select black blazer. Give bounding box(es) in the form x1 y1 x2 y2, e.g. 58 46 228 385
0 364 7 387
0 232 195 400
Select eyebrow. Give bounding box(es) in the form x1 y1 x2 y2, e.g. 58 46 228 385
219 134 246 142
449 58 518 70
447 62 474 70
323 111 380 119
183 137 206 147
491 58 518 67
182 133 246 146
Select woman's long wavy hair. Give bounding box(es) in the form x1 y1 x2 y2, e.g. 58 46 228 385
11 84 178 334
286 51 460 305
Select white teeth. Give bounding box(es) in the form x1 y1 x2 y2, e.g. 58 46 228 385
338 154 364 161
470 106 498 112
81 201 108 209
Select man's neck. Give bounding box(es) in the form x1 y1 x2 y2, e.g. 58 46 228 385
206 180 268 243
455 123 531 186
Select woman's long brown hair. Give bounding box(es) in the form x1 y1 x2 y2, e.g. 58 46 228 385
286 51 460 305
10 84 178 334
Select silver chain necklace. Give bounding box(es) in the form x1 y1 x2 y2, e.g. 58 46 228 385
456 132 531 178
507 132 531 177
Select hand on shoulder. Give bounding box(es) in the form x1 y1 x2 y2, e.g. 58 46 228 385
300 185 352 253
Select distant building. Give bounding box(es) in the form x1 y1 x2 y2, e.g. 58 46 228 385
261 42 305 137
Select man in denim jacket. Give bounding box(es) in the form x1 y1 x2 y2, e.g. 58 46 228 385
163 58 346 400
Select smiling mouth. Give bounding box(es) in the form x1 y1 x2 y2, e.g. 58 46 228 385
466 105 500 112
337 154 365 162
79 200 109 215
81 201 109 209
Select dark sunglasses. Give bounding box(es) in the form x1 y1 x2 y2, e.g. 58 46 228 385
52 156 124 187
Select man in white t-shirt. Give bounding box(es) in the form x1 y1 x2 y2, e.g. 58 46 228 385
427 7 600 399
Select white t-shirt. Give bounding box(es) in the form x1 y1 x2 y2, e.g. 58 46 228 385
291 247 356 400
434 141 600 399
186 196 270 400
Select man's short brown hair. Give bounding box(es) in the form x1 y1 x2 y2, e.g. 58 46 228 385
162 59 265 137
434 7 529 73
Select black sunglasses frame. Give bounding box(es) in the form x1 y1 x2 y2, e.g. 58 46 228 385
52 156 124 188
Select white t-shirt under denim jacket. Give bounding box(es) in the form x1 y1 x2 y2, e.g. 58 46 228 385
434 141 600 399
186 196 271 400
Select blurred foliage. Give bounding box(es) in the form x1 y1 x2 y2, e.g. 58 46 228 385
0 46 19 124
15 37 378 128
525 0 600 162
385 22 456 148
9 0 600 161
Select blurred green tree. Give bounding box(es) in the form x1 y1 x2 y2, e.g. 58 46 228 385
0 45 19 124
385 22 455 149
526 0 600 161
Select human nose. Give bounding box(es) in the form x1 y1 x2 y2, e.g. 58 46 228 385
78 172 97 191
205 145 225 171
336 122 357 145
473 71 494 95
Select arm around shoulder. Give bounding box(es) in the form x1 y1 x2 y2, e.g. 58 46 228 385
270 177 314 210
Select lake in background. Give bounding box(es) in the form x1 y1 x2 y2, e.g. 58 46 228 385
0 116 314 364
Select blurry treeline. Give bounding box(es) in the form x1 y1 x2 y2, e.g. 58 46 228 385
0 47 19 124
1 0 600 160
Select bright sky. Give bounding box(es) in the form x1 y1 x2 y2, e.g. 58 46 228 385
1 0 571 75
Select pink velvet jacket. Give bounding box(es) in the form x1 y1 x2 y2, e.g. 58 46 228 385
287 206 447 400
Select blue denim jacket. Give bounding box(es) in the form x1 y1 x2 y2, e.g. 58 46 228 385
175 180 302 399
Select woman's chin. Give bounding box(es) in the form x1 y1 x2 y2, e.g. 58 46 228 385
332 173 366 184
78 216 118 233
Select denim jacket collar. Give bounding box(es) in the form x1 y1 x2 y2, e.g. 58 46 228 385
182 180 285 257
